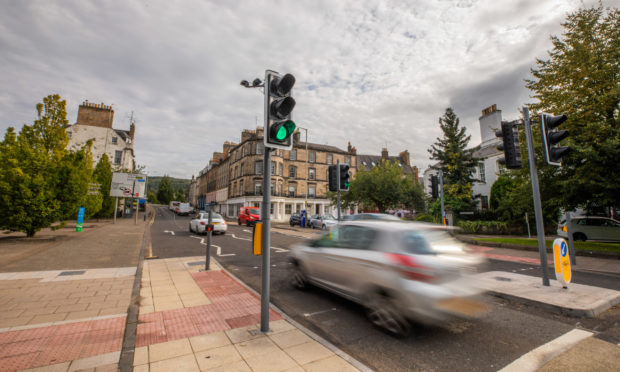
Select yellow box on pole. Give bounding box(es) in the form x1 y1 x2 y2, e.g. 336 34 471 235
253 222 262 255
552 238 571 288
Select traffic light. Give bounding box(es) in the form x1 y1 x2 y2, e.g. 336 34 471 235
264 70 296 150
328 165 338 192
431 175 438 199
339 164 350 190
495 120 522 169
540 113 570 166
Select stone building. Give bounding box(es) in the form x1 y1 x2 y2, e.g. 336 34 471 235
66 101 136 171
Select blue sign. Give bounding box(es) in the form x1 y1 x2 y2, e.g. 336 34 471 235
76 207 85 232
560 241 568 257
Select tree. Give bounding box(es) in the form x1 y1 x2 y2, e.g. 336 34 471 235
157 175 174 205
427 108 478 209
525 5 619 212
94 153 115 217
0 95 68 236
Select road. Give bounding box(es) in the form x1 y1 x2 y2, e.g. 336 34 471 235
150 205 620 371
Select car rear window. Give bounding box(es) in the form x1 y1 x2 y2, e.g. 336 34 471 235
400 230 461 255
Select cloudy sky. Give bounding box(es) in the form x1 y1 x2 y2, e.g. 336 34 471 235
0 0 602 178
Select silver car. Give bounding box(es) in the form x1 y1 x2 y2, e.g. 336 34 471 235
557 216 620 241
309 214 338 230
289 221 487 336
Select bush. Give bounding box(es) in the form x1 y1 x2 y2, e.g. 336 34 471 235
456 220 508 234
414 214 435 223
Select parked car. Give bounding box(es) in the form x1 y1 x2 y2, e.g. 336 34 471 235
190 212 227 235
289 221 488 337
290 213 302 226
238 207 260 226
176 203 192 216
557 216 620 241
309 214 338 230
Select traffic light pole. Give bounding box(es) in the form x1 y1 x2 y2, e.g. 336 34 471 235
260 147 272 332
439 170 445 225
336 159 341 221
523 107 550 286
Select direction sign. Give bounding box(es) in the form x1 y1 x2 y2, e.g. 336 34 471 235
552 238 571 287
110 173 147 198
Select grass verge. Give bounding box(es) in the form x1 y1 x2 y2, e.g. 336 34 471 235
475 237 620 254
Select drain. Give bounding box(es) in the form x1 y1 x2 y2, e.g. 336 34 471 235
58 270 86 276
187 261 205 266
494 276 512 282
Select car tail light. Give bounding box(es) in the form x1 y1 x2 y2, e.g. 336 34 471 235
200 221 206 225
385 253 435 283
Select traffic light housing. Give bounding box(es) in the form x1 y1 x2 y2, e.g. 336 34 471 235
328 165 338 192
540 113 570 166
264 70 296 150
495 120 522 169
431 175 438 199
339 164 350 190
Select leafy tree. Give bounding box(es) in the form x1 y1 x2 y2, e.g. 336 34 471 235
56 141 101 219
427 108 478 209
94 153 115 217
525 5 619 212
157 175 174 205
147 191 159 204
0 95 68 236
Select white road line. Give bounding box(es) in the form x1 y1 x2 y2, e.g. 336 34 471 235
303 308 338 317
163 230 175 235
271 246 289 252
189 236 235 256
231 234 251 241
499 328 593 372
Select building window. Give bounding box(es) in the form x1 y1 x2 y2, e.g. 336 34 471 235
111 137 118 144
114 151 122 165
479 163 486 183
296 204 302 213
233 183 237 196
257 143 264 155
239 179 244 195
345 156 351 165
481 195 489 210
285 204 292 214
288 184 296 197
270 182 275 196
255 161 263 175
309 185 316 197
309 151 316 163
308 168 316 180
67 132 72 139
289 166 297 178
290 149 297 161
271 161 276 175
270 203 274 215
327 154 333 164
255 181 262 195
242 146 246 157
240 163 245 176
279 163 283 176
497 159 506 175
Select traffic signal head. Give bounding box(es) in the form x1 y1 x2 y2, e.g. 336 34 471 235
264 71 296 150
328 165 338 192
431 175 438 199
339 164 350 190
495 121 522 169
540 113 570 166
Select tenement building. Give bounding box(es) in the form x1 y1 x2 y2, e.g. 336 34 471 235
66 101 136 171
193 127 357 223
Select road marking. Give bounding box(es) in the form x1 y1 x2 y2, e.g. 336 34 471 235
190 236 235 256
303 308 337 317
243 229 251 233
499 328 593 372
163 230 175 235
231 234 251 241
271 246 289 253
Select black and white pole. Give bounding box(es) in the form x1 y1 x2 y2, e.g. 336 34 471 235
336 159 341 221
523 106 550 286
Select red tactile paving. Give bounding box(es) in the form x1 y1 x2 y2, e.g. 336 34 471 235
0 316 126 372
134 270 283 348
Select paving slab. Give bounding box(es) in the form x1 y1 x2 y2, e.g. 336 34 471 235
476 271 620 317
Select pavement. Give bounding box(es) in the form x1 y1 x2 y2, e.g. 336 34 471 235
0 218 617 371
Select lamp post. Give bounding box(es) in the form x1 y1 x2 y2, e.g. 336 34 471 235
298 126 309 220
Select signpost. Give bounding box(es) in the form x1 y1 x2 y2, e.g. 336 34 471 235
110 173 147 224
76 207 85 232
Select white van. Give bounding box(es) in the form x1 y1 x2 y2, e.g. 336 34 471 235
169 201 180 211
177 203 192 216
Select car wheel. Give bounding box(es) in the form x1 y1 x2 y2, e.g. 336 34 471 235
290 222 294 227
238 219 241 225
366 291 410 338
189 224 192 233
291 262 309 290
321 224 326 230
573 232 587 241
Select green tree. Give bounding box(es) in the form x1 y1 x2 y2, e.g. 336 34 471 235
427 108 478 210
94 153 115 217
157 175 174 205
525 5 619 212
147 191 159 204
0 95 69 236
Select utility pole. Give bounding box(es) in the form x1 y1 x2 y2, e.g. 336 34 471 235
439 170 445 225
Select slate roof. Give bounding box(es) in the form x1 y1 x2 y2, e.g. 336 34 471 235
356 154 414 174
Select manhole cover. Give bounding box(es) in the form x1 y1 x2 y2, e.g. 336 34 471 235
58 270 86 276
494 276 512 282
187 261 205 267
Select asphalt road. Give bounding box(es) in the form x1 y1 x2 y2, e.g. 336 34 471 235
150 206 619 371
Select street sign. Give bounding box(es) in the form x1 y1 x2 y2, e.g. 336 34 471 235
110 173 147 198
552 238 572 287
87 183 101 196
76 207 85 232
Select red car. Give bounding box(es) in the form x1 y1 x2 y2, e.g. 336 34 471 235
238 207 260 226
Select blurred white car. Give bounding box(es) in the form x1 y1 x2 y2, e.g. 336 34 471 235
289 221 487 337
189 212 227 235
557 216 620 241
